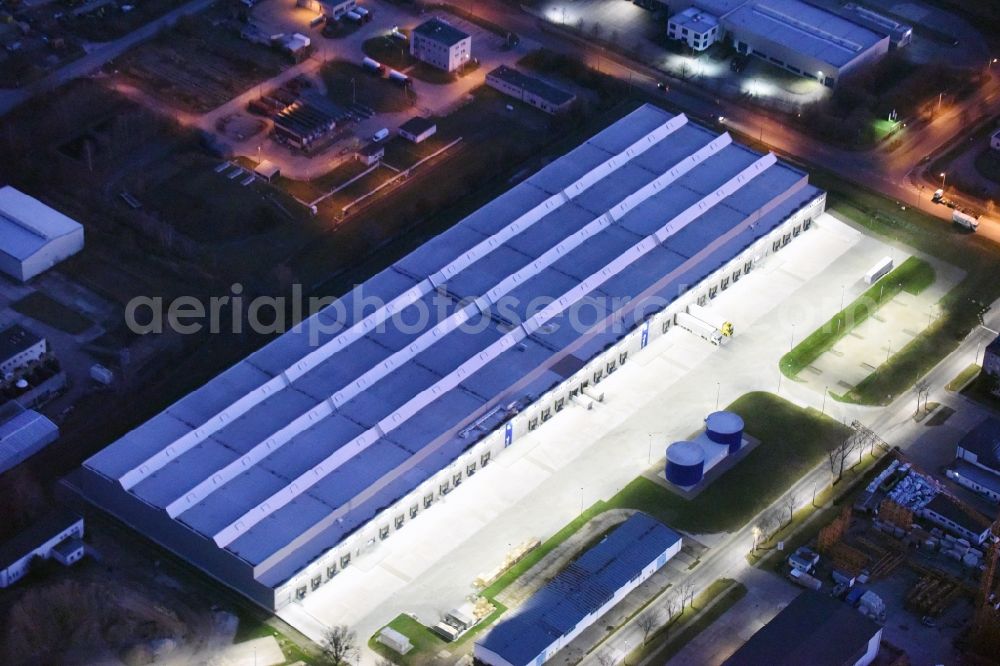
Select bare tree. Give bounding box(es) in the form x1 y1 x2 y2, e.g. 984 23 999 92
665 593 679 621
678 582 694 610
783 490 799 526
596 649 617 666
913 380 929 415
317 625 358 666
637 608 661 644
828 435 857 483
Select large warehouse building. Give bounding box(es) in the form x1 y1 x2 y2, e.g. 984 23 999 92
724 591 883 666
69 104 826 610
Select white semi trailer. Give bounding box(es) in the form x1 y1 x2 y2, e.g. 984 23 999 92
688 303 734 337
676 311 723 345
953 210 979 232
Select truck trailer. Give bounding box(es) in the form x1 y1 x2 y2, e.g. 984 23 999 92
676 311 723 345
688 303 734 337
789 567 822 591
864 256 893 285
953 210 979 232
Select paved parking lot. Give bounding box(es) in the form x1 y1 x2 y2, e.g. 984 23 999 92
797 248 963 395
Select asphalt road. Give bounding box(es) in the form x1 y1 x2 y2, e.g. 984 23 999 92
448 0 1000 242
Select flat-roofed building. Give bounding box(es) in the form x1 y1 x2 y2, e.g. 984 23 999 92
0 510 84 588
410 18 471 72
724 591 882 666
668 7 721 51
0 324 46 376
398 117 437 144
948 418 1000 503
919 494 993 545
723 0 889 87
486 65 576 114
985 334 1000 374
69 104 827 610
0 186 85 282
476 514 681 666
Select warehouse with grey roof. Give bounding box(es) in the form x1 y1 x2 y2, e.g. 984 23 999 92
666 0 891 87
69 104 826 610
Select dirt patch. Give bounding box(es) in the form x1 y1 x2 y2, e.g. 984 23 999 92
112 11 291 113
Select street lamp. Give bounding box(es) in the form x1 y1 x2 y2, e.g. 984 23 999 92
940 172 947 190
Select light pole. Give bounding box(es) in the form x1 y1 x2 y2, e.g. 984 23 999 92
715 381 721 410
821 386 828 414
940 172 947 190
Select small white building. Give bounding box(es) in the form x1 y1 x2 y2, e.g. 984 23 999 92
0 324 46 376
398 117 437 144
919 494 993 545
410 18 471 72
0 186 85 282
356 142 385 166
991 128 1000 152
296 0 354 19
0 510 85 588
668 7 721 51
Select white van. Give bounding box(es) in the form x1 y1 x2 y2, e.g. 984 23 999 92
371 128 390 142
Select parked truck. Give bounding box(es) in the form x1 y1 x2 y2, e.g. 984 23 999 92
688 303 734 337
362 56 384 75
864 256 893 285
676 311 723 345
953 210 979 232
789 567 822 591
388 69 410 86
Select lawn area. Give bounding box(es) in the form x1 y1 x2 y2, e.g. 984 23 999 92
779 256 936 378
368 603 508 665
947 363 981 391
12 292 93 334
601 392 852 534
322 61 417 113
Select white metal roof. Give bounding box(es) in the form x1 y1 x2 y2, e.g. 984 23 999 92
0 186 83 261
84 105 821 582
724 0 886 69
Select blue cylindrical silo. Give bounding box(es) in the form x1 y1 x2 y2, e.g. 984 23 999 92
706 411 745 454
665 441 705 486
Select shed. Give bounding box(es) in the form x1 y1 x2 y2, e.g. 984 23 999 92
377 627 413 654
254 160 281 183
399 117 437 144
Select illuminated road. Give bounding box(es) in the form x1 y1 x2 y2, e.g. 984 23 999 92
444 0 1000 243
